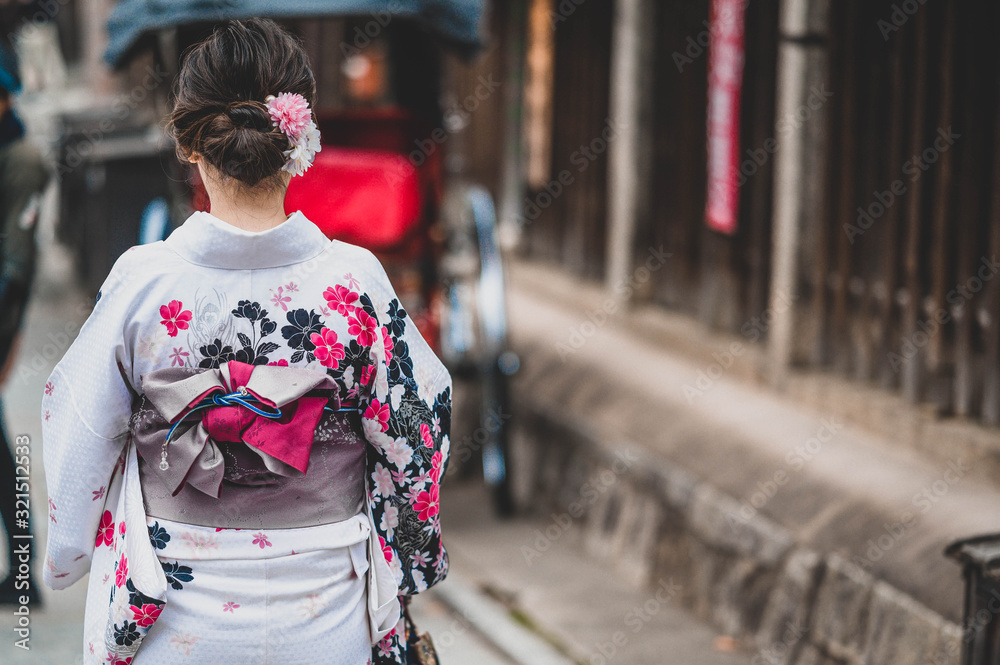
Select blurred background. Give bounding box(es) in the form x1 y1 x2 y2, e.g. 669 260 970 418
4 0 1000 663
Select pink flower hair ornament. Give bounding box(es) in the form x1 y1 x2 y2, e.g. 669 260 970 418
265 92 322 177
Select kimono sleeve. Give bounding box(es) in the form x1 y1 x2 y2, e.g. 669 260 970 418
40 252 139 589
359 255 452 595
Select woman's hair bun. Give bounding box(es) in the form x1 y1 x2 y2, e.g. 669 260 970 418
225 102 272 132
167 18 316 189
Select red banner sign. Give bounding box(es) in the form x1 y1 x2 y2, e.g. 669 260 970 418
705 0 747 235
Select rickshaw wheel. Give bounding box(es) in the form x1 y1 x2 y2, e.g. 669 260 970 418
439 184 517 517
480 361 515 518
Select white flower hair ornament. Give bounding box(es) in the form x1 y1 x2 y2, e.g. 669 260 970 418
265 92 322 177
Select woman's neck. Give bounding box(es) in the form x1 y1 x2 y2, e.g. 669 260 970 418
198 161 291 232
208 196 289 232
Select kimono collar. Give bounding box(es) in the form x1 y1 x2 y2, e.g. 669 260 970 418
166 209 333 269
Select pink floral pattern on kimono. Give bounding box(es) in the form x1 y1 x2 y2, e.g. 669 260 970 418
159 300 192 337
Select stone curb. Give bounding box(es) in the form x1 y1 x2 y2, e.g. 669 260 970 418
508 375 965 665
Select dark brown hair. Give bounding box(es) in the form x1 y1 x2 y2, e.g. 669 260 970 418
168 18 316 189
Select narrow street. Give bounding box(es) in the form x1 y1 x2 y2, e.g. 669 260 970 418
0 1 995 664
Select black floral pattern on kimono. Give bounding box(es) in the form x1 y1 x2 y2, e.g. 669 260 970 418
388 338 414 384
112 620 140 646
384 300 407 339
281 308 324 363
160 561 194 591
147 522 170 550
325 338 371 396
198 338 235 369
231 300 279 365
126 578 160 608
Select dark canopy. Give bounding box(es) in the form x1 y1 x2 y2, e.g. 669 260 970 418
105 0 487 66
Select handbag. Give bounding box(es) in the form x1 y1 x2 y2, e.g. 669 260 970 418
402 596 441 665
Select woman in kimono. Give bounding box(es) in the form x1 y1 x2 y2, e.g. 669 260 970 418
40 19 451 665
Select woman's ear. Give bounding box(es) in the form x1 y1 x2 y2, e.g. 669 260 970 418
183 150 202 164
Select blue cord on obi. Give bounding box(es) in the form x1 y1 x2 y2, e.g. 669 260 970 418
163 388 280 445
160 387 363 470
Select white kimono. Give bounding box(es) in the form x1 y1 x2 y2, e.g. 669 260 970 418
41 210 453 665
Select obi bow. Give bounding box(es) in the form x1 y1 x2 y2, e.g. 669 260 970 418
131 360 353 498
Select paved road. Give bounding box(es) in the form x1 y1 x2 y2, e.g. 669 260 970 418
408 593 517 665
434 480 753 665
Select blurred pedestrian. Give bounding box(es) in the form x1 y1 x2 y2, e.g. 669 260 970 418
0 37 50 605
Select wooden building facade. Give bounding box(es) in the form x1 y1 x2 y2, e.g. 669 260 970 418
454 0 1000 429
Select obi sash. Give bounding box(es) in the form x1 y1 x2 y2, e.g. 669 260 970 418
128 360 366 529
105 360 399 662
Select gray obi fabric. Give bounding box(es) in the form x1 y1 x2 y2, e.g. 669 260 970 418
129 363 366 529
